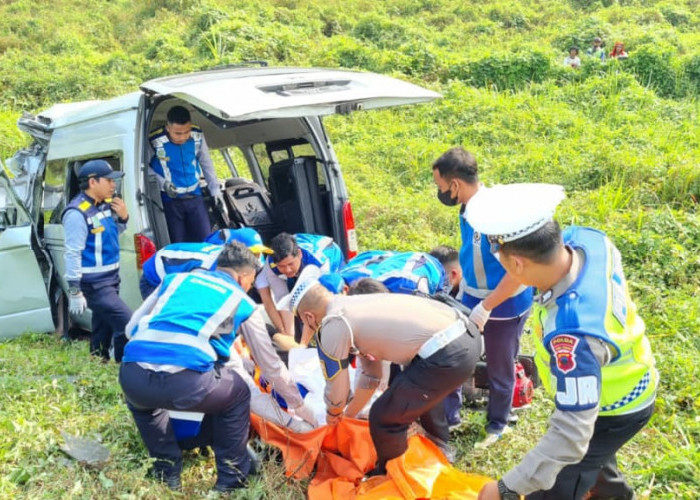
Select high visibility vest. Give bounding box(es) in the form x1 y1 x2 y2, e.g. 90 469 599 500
340 250 395 286
149 127 205 196
458 203 532 317
269 233 344 290
533 226 657 416
141 242 223 288
362 252 447 295
63 193 120 282
124 270 256 372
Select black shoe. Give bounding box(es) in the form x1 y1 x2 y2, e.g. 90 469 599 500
147 467 182 491
213 480 247 493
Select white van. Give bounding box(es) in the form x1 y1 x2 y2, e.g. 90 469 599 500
0 66 440 340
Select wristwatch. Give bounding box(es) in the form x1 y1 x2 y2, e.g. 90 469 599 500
67 286 81 295
497 479 520 500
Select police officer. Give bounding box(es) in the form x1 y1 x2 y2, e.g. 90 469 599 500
278 266 481 476
255 232 344 344
320 250 448 296
467 184 657 500
120 242 316 492
62 159 131 362
433 147 533 447
149 105 220 243
139 227 273 299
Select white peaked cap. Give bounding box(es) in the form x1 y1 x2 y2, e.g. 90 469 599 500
466 183 566 243
276 265 322 314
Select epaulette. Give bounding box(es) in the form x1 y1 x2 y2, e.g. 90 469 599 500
78 200 92 212
148 127 166 140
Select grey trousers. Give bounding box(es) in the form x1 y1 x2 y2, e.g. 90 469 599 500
526 403 654 500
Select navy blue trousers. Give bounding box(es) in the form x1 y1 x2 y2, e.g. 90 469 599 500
483 313 529 433
119 362 252 487
81 275 132 362
163 196 211 243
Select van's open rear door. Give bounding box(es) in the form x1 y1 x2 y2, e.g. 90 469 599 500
140 67 441 121
0 166 54 339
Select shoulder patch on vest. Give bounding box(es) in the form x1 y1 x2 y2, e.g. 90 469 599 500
78 200 92 212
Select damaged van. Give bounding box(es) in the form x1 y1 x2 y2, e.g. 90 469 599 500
0 65 440 339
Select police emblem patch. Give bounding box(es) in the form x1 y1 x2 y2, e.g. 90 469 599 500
550 334 579 374
473 231 481 243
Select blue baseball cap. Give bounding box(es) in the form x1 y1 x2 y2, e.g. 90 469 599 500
78 160 125 180
318 273 346 294
226 228 273 254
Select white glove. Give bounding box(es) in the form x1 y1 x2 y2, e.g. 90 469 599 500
163 180 178 198
469 301 491 332
289 401 318 428
68 291 87 315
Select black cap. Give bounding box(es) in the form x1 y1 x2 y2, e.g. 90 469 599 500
78 160 125 180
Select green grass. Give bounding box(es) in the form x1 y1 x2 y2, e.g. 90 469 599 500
1 0 699 497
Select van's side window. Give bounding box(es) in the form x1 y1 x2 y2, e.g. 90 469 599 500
45 160 67 224
252 143 272 183
0 176 31 227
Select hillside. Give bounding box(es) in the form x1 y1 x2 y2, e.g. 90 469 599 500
1 0 699 498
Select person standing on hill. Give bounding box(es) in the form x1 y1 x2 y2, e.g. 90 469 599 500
586 37 606 61
149 105 220 243
62 159 131 362
470 183 657 500
609 41 628 60
432 147 533 448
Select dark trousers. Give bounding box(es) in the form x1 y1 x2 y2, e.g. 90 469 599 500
163 196 211 243
369 330 480 471
82 277 132 362
119 362 252 486
139 275 157 300
483 313 529 433
526 403 654 500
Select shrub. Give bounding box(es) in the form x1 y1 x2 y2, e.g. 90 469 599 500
624 43 678 98
464 49 553 91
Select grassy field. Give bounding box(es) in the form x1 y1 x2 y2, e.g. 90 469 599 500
1 0 699 498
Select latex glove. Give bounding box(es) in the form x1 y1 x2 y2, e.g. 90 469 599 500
68 291 87 315
163 180 178 198
290 401 318 428
213 191 225 208
469 301 491 332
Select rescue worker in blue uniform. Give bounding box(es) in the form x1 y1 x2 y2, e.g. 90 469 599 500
62 159 131 362
139 227 272 299
319 250 448 296
255 232 344 345
468 184 657 500
433 147 533 447
149 105 221 243
120 242 316 493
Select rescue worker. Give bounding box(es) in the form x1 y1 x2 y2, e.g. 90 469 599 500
139 227 273 299
320 250 448 296
149 105 220 243
255 232 344 345
429 245 463 298
62 159 131 362
468 184 657 500
278 266 482 476
120 242 316 492
433 147 533 447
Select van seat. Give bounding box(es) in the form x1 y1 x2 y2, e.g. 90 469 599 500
222 178 279 240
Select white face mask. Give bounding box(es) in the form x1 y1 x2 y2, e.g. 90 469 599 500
493 252 502 263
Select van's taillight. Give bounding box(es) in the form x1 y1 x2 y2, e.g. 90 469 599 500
342 201 358 259
134 233 156 270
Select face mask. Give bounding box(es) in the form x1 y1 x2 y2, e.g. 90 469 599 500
437 187 458 207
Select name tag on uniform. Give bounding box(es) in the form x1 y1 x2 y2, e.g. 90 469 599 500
91 226 105 234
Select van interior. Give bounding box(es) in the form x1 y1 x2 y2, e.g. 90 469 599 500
144 98 336 249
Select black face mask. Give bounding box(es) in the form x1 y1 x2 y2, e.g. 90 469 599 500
437 187 459 206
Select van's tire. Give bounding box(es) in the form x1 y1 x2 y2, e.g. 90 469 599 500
49 281 85 340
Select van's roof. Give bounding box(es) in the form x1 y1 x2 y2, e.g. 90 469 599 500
39 92 142 129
